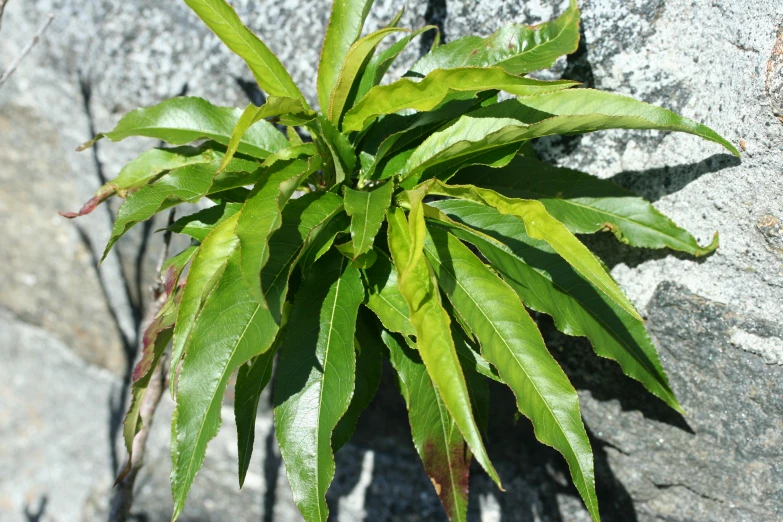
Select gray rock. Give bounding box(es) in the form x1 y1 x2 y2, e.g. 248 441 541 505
0 0 781 520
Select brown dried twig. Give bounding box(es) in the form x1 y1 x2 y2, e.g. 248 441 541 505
0 12 54 88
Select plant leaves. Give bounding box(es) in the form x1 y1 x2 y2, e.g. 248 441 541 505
343 181 394 258
470 89 739 156
236 157 321 304
61 145 218 219
317 0 374 112
332 311 384 452
316 115 357 184
422 225 599 522
262 191 345 320
359 93 497 182
405 180 643 322
453 155 719 256
234 335 279 487
171 249 279 520
354 25 437 104
329 27 407 124
100 156 260 259
220 97 315 170
428 198 681 411
274 251 364 522
166 203 243 242
299 211 351 275
184 0 306 104
342 67 577 132
169 212 241 396
117 290 180 484
363 251 416 337
78 97 288 158
386 206 501 488
383 330 470 522
410 0 580 76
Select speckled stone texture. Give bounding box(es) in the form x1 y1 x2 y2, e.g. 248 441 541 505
0 0 781 521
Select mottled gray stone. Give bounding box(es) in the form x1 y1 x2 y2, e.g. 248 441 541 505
551 282 783 521
0 0 781 521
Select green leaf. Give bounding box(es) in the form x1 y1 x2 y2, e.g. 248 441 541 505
453 155 719 256
61 145 218 219
274 251 364 522
386 206 501 488
317 0 374 112
184 0 306 104
363 251 416 337
405 179 643 322
166 203 243 242
329 27 407 124
171 249 279 520
332 311 384 452
428 198 681 411
101 156 259 259
470 89 739 156
343 67 577 132
117 290 180 484
422 225 599 522
354 25 437 104
383 330 470 522
359 93 496 182
234 335 279 487
343 181 394 258
220 97 315 170
262 191 345 320
316 115 357 184
299 211 351 275
236 157 321 304
170 212 241 396
78 97 288 158
410 0 580 76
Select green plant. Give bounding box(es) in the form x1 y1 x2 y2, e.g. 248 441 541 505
63 0 738 520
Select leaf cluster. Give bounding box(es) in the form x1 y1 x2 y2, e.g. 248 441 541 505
64 1 737 520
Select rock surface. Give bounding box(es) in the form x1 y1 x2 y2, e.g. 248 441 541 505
0 0 781 521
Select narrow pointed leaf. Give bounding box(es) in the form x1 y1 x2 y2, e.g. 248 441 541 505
359 93 497 182
171 249 279 520
343 68 577 132
344 181 394 258
453 155 719 256
61 146 217 218
471 89 739 156
317 0 374 111
262 191 344 320
236 157 321 304
407 180 642 321
234 337 279 487
274 251 364 522
220 97 315 170
170 213 241 396
329 27 407 124
387 207 501 488
166 203 243 242
316 115 356 183
410 0 580 76
299 211 351 275
422 225 599 521
383 330 470 522
363 251 416 337
184 0 306 104
117 291 180 484
428 198 681 411
354 25 437 103
332 312 384 452
101 156 259 259
78 97 288 158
